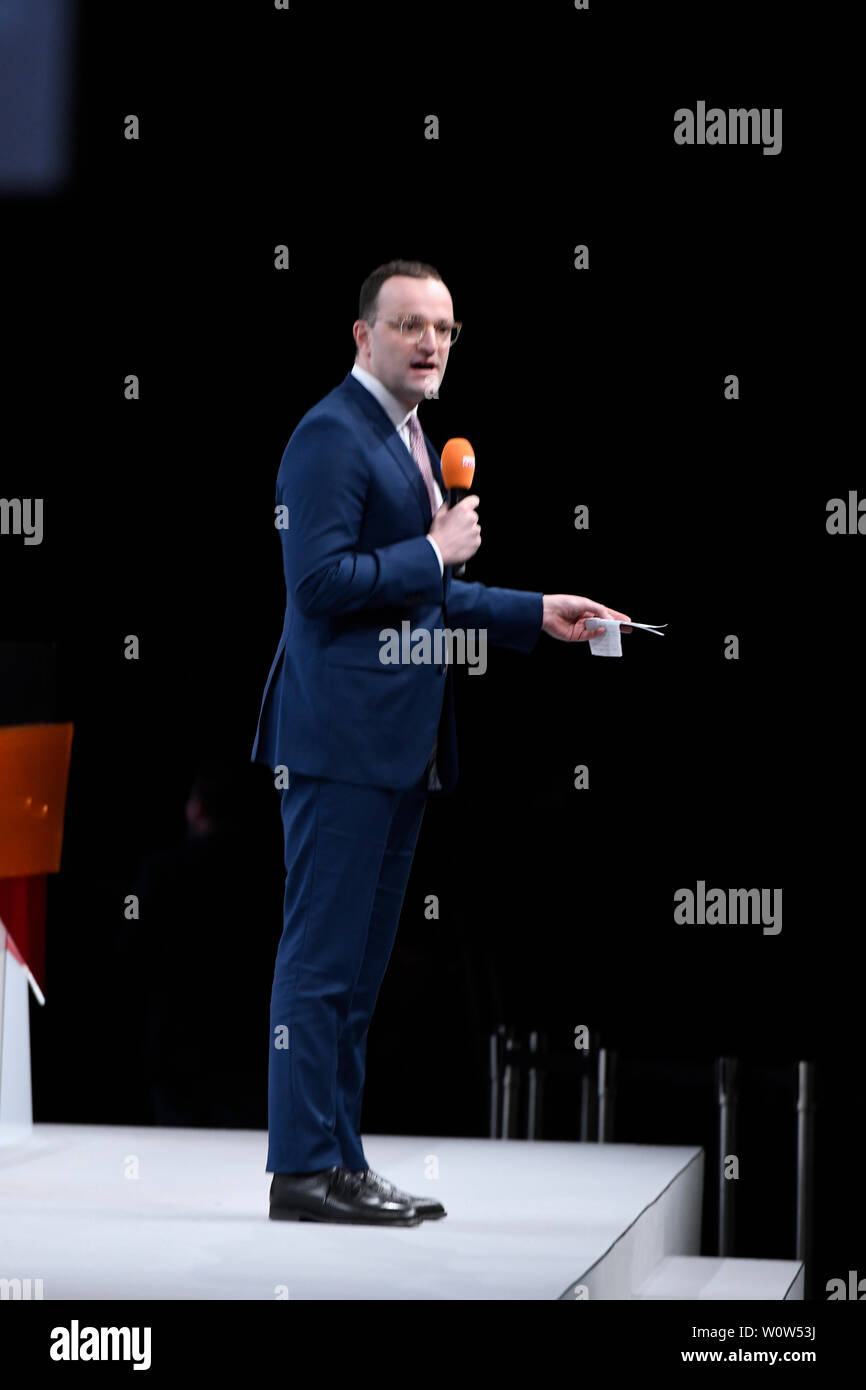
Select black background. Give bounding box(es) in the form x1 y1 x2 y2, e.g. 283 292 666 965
2 0 859 1304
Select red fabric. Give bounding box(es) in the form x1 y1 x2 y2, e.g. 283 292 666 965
0 875 47 991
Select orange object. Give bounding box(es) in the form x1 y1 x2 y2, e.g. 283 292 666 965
0 723 73 879
440 437 476 491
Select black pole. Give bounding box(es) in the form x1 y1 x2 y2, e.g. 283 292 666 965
579 1071 590 1141
488 1026 504 1139
502 1028 519 1139
796 1061 816 1300
598 1048 617 1142
716 1056 739 1256
527 1030 539 1141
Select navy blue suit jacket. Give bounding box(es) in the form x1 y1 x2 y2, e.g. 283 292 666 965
251 371 544 792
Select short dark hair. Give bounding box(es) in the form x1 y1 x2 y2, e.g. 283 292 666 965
358 258 444 324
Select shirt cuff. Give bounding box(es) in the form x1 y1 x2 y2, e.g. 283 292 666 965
426 534 444 576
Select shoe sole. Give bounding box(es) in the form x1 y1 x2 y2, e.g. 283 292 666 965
270 1206 422 1226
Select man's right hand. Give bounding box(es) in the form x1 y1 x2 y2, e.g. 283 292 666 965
428 495 481 567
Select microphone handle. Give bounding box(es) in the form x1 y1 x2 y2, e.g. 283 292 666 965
448 485 470 578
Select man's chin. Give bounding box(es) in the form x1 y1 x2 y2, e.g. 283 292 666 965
411 370 440 399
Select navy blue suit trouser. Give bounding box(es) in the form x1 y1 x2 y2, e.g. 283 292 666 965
266 766 428 1174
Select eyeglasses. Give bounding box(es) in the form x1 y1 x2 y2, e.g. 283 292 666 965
372 314 462 345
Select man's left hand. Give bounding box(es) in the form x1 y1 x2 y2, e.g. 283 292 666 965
541 594 633 642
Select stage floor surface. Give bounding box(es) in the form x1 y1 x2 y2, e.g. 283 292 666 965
0 1124 703 1300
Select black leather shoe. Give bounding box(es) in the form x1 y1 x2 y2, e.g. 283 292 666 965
351 1168 446 1220
269 1165 423 1225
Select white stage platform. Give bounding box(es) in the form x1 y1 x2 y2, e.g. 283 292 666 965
635 1256 805 1301
0 1125 799 1300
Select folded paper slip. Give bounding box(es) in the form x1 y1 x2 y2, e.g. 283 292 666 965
584 618 667 657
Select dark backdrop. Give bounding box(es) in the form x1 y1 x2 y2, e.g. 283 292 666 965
1 1 858 1297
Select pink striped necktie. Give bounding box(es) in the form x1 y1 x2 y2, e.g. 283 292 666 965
408 412 439 515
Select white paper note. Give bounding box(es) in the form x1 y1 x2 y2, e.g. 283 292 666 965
584 618 667 657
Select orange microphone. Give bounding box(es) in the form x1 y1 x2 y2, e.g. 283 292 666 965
440 437 476 577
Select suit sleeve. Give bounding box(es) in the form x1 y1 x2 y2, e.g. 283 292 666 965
279 415 444 617
445 576 544 653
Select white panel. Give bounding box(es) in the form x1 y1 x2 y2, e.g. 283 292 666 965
0 927 34 1146
635 1255 805 1301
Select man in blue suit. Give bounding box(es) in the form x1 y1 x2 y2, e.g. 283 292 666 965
252 259 631 1225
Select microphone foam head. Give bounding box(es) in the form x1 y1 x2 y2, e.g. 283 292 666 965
441 437 476 490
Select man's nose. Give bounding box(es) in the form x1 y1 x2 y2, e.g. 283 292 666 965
416 324 438 353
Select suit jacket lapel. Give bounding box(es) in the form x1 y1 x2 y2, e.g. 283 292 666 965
425 438 445 499
341 372 443 525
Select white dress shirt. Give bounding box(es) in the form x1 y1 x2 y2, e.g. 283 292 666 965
351 362 444 575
